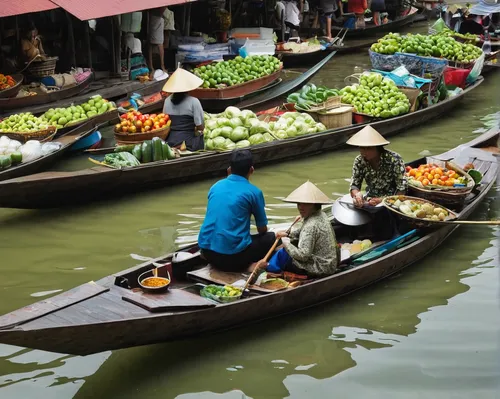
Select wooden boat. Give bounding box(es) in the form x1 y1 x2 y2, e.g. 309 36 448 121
0 128 496 355
0 77 483 209
69 130 102 152
116 51 337 116
0 120 99 182
0 73 94 114
331 9 419 39
277 48 330 68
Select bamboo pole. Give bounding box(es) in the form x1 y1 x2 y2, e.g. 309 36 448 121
66 12 76 68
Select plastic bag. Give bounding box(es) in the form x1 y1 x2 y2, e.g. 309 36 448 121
41 142 62 155
431 18 446 33
20 141 43 162
466 53 485 85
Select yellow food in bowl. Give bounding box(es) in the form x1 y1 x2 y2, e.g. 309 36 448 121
141 277 170 288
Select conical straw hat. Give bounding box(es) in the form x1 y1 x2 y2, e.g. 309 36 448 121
162 68 203 93
346 125 390 147
283 181 332 204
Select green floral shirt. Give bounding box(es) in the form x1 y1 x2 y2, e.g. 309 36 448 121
283 210 339 277
350 149 407 198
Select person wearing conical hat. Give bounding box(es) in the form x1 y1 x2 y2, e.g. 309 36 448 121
347 125 407 208
257 181 339 277
162 67 205 151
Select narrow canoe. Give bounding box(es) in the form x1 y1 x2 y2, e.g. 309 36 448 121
331 9 419 39
0 77 483 209
0 120 99 182
0 128 496 355
0 73 94 114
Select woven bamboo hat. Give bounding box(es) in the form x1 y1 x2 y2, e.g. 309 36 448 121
162 68 203 93
346 125 390 147
283 181 332 204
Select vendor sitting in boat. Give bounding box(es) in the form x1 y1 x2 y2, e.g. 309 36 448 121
258 181 339 277
198 149 276 272
20 22 47 63
162 68 205 151
348 125 407 208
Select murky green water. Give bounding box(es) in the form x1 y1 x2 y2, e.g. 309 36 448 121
0 22 499 399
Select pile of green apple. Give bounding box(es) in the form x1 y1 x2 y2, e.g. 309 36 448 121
0 113 54 133
340 72 410 118
40 95 114 129
370 32 483 63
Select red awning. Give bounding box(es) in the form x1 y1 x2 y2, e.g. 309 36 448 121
51 0 196 20
0 0 59 18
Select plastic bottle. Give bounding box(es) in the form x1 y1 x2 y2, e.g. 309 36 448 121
482 28 491 54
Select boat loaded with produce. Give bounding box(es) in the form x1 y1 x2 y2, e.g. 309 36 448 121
0 127 496 355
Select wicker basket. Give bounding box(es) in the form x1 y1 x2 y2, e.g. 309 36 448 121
3 126 57 143
296 96 341 113
383 195 458 229
114 125 170 145
26 57 58 78
315 105 353 129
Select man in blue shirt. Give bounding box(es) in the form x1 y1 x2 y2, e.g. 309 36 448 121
198 150 275 272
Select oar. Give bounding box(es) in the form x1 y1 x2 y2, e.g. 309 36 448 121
242 216 302 293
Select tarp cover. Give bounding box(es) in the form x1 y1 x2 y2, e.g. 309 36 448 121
0 0 58 18
469 0 500 16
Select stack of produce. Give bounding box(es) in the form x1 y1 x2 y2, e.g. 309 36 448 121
439 28 480 44
115 111 171 134
0 136 61 170
280 39 322 53
0 74 16 90
203 106 327 150
339 72 410 118
405 163 469 188
385 197 450 221
340 239 372 255
40 95 115 129
370 32 483 63
102 138 176 168
0 113 55 133
286 84 340 110
193 55 281 89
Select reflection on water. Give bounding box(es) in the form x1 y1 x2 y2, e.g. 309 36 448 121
0 22 499 398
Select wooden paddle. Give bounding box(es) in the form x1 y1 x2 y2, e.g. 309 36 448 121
427 219 500 226
242 216 302 292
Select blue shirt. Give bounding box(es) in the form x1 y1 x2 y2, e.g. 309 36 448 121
198 174 268 255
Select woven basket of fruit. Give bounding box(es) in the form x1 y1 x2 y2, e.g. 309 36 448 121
383 195 458 229
4 126 57 143
0 74 23 99
114 111 171 144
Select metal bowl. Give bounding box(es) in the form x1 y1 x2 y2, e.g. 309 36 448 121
138 269 171 293
331 194 372 226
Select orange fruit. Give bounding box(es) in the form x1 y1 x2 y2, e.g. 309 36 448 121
422 179 430 186
440 175 448 181
409 169 417 177
424 168 430 173
417 176 424 182
452 173 459 179
435 168 443 175
446 180 454 186
416 172 423 178
432 179 438 185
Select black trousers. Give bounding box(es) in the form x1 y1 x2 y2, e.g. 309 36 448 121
201 232 276 272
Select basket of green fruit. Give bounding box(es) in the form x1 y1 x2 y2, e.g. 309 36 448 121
0 113 57 143
200 284 243 303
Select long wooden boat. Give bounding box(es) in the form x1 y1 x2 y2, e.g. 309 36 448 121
0 77 483 209
116 51 337 116
331 9 419 39
0 73 94 115
0 77 483 208
0 128 496 355
0 120 100 182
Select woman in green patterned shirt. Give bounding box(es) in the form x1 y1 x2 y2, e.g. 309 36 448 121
347 125 407 208
257 181 339 277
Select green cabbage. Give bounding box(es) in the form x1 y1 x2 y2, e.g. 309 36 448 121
205 139 215 150
240 110 256 124
220 126 233 139
303 114 316 125
230 126 249 142
307 127 317 134
281 112 299 120
210 128 222 139
206 119 218 130
248 133 265 145
275 130 288 139
293 121 308 135
236 139 250 148
286 126 297 137
316 123 327 131
269 121 275 130
217 117 230 127
213 136 226 149
224 106 242 119
263 133 274 143
224 138 236 150
229 117 243 129
249 120 269 135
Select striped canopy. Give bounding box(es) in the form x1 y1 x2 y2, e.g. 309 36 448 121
469 0 500 16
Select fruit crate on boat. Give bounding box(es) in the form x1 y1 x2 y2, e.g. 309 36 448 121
191 68 281 100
